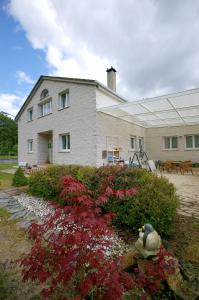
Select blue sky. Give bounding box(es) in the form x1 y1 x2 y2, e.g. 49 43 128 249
1 0 199 116
0 1 48 115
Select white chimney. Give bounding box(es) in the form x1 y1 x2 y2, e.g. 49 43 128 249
106 67 116 92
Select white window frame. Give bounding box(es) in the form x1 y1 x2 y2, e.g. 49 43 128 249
38 98 52 117
27 108 33 122
28 139 33 153
130 136 136 150
163 136 178 150
185 135 199 150
59 89 69 110
59 133 70 152
138 137 144 151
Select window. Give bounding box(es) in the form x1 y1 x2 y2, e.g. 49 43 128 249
138 137 144 151
59 91 69 109
40 89 49 99
130 136 136 150
164 136 178 149
27 108 33 121
28 139 33 153
60 134 70 151
185 135 199 149
38 100 52 117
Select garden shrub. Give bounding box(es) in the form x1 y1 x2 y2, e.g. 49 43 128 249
20 175 176 300
28 165 179 235
20 175 136 300
28 164 82 199
12 167 28 187
95 167 179 236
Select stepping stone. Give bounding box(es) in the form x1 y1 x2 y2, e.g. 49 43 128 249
4 203 22 209
9 209 30 219
16 220 32 230
23 212 36 221
0 199 15 208
6 206 26 213
0 197 11 201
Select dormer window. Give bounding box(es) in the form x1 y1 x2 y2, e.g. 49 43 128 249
40 89 49 99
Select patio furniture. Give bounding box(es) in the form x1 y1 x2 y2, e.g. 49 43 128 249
160 160 173 173
161 160 183 173
179 161 193 175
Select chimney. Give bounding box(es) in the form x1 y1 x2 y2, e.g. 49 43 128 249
106 66 116 92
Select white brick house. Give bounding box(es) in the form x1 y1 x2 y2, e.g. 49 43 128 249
16 68 199 166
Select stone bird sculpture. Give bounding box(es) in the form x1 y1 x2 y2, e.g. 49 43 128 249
135 223 162 258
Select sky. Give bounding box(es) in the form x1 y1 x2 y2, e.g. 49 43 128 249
1 0 199 117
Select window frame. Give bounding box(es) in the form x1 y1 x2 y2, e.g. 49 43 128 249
27 139 33 153
185 135 199 150
40 89 49 100
59 133 70 152
130 136 136 150
58 89 69 110
38 98 52 117
163 136 178 150
138 137 144 151
27 107 33 122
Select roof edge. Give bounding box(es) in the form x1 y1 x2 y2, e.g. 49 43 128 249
15 75 127 121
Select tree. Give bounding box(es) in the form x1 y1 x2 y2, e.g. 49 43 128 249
0 112 18 154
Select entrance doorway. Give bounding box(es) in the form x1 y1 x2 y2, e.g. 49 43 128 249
38 131 53 164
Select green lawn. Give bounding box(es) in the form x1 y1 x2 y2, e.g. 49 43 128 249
0 173 13 189
0 164 16 189
0 164 16 171
0 208 42 299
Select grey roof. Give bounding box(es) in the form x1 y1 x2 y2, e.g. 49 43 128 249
15 75 126 121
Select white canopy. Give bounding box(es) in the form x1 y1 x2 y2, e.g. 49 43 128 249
97 88 199 128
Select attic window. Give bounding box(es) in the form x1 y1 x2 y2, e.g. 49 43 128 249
40 89 49 99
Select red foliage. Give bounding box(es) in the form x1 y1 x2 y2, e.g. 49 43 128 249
19 175 136 299
19 175 175 299
133 246 176 295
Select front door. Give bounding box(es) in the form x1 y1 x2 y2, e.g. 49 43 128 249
48 138 53 163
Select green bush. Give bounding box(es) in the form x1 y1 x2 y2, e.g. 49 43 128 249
28 165 179 236
12 167 28 187
28 164 82 200
95 166 179 236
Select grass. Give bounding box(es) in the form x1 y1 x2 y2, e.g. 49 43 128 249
0 164 17 189
0 208 42 300
0 163 16 171
0 172 13 189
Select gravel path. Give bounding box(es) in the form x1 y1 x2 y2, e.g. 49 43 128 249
0 189 129 258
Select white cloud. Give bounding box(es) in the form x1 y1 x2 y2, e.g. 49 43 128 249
7 0 199 99
16 70 34 85
0 93 25 117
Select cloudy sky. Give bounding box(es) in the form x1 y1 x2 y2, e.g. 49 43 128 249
1 0 199 116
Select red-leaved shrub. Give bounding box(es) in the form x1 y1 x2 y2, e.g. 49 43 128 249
19 176 137 299
19 175 175 299
133 246 176 296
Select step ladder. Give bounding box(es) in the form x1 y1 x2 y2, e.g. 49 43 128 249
129 150 153 171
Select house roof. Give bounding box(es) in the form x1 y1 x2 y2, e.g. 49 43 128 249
98 87 199 128
15 75 127 121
